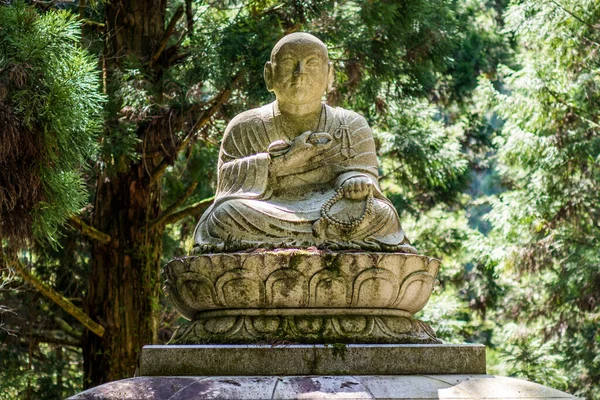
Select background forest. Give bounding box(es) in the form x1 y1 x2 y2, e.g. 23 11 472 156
0 0 598 398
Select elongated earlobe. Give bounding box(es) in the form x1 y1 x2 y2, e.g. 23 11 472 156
327 62 335 93
264 62 274 92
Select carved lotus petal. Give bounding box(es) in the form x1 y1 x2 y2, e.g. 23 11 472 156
294 316 323 334
204 317 238 334
163 250 440 319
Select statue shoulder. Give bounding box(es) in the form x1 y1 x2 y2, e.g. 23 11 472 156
330 106 371 130
225 107 267 133
220 105 272 158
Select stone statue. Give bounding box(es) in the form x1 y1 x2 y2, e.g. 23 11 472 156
163 33 440 346
194 32 416 254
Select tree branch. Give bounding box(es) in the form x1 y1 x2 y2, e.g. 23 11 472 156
54 316 83 339
549 0 600 30
150 5 184 67
162 196 214 226
81 20 106 29
185 0 194 36
68 215 112 245
541 85 600 129
149 182 198 229
176 72 242 152
7 258 105 338
149 76 239 185
149 159 171 187
27 330 82 347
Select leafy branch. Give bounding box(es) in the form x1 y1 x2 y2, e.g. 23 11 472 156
549 0 600 31
67 215 112 245
4 256 105 338
161 195 214 227
149 182 198 229
149 5 185 67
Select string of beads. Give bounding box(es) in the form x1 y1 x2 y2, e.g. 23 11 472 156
321 186 374 231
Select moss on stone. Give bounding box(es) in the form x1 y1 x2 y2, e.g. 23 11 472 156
331 343 348 359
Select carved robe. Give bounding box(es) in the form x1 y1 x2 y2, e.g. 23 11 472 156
193 102 416 253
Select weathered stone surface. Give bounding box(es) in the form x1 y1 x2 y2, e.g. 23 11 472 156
139 344 486 376
170 315 438 344
69 375 579 399
165 251 438 317
164 34 441 345
193 32 416 253
164 250 441 343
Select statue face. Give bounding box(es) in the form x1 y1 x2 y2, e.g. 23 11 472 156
268 41 330 105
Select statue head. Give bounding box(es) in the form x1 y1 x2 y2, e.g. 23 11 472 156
264 32 334 105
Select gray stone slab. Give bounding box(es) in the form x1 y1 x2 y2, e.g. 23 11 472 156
68 375 579 399
139 344 486 376
274 376 373 399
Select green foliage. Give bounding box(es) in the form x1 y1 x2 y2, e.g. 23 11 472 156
473 0 600 397
0 340 83 400
496 329 569 391
32 171 88 246
0 235 87 399
2 0 599 397
161 142 220 260
321 0 457 105
445 0 510 101
377 99 469 215
0 3 103 245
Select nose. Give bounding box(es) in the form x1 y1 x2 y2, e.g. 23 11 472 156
294 61 306 75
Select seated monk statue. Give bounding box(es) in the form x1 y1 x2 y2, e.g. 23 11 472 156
194 32 416 254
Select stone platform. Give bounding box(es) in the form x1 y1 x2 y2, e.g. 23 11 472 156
69 345 580 399
69 375 578 399
140 344 486 376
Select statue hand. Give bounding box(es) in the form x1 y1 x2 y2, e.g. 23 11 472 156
288 130 332 159
270 131 332 176
342 176 373 199
268 140 291 157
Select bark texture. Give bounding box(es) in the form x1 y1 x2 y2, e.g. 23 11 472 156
83 0 168 387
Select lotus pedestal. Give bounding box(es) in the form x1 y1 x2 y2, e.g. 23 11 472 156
163 250 441 344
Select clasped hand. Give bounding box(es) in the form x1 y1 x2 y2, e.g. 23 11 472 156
268 131 332 177
341 176 372 199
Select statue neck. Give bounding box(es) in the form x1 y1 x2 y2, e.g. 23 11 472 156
273 101 324 139
275 100 323 118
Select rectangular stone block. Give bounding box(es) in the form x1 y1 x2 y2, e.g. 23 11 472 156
139 344 486 376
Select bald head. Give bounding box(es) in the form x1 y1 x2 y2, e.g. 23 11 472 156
265 33 334 105
270 32 329 63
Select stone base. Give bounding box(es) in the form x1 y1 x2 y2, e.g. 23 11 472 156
69 375 578 399
139 344 486 376
163 250 440 318
170 313 441 344
164 250 443 344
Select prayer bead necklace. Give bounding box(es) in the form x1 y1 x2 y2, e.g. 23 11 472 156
321 186 374 231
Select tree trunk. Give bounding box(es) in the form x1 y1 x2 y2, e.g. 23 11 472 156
83 0 168 387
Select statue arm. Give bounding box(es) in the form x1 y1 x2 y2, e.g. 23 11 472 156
216 153 271 199
331 110 395 201
334 111 380 185
215 117 272 200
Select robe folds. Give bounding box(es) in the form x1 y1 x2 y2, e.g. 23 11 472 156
193 102 416 253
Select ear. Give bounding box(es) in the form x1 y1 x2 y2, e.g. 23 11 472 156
264 62 274 92
326 61 335 93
